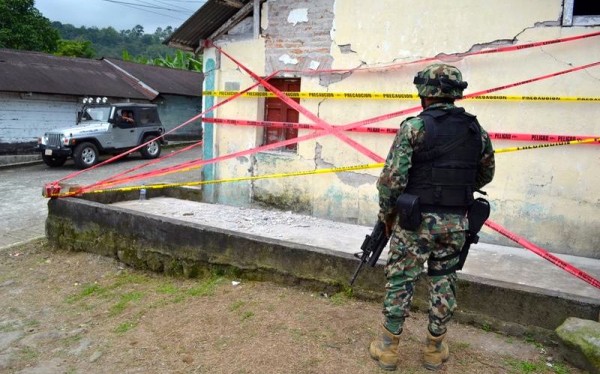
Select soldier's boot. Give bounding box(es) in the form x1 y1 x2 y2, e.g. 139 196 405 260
423 330 449 370
369 325 400 371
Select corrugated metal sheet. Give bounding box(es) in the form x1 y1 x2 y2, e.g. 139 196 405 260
0 49 155 100
0 49 204 100
105 59 203 97
165 0 252 51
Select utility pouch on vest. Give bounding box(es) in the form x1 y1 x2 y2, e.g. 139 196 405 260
396 194 422 231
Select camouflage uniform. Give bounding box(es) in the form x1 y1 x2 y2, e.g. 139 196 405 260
376 101 495 336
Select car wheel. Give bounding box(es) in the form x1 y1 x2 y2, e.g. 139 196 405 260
140 135 161 159
73 142 99 169
42 154 67 167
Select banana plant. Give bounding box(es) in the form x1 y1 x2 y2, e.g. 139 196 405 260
122 49 202 72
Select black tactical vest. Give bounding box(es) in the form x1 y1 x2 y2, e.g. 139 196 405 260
404 107 482 211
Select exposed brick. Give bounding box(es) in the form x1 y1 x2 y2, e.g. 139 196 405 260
265 0 335 75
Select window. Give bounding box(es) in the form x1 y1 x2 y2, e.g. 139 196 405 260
563 0 600 26
263 78 301 152
139 108 159 125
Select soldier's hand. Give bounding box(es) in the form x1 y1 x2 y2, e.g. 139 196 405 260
379 212 396 238
384 216 395 238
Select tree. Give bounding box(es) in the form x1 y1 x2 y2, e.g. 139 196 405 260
0 0 59 52
55 39 95 58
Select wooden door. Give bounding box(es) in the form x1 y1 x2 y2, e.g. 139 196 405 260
264 78 300 151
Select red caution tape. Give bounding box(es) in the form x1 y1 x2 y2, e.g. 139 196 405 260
282 31 600 74
79 60 600 193
489 132 600 143
485 219 600 290
214 44 385 163
51 31 600 187
204 117 600 144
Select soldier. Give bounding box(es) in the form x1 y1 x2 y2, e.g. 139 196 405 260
369 64 495 371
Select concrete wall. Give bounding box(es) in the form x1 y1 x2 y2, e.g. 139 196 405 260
156 94 203 140
203 0 600 257
45 196 600 340
0 92 80 154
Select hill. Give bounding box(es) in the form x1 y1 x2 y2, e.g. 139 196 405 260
51 21 178 59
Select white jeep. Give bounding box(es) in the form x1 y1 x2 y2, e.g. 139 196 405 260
36 100 166 169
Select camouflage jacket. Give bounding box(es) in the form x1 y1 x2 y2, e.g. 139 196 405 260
376 103 495 225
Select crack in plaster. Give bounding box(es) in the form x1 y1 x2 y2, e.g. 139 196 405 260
313 142 376 187
248 155 258 201
330 20 568 75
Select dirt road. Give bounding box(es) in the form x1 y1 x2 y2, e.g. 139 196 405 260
0 239 581 374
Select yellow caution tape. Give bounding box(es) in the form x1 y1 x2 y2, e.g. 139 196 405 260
83 163 384 195
494 137 599 153
73 138 598 197
204 90 600 102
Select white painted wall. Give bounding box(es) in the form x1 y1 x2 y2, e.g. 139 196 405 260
206 0 600 257
0 92 79 145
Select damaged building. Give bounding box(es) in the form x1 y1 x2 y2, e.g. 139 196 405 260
166 0 600 258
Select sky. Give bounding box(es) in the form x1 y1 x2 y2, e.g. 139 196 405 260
35 0 207 33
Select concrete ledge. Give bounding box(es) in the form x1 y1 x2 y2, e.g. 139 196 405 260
45 196 600 341
0 154 42 169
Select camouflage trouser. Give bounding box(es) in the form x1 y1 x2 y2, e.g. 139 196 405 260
382 213 466 336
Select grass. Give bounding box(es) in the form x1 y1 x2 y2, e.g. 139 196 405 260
186 276 222 297
506 358 560 374
19 346 39 360
115 321 138 334
156 283 179 294
330 291 351 306
66 283 109 303
109 291 144 316
229 300 245 311
240 311 255 321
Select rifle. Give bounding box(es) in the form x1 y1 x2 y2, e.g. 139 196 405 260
349 220 389 285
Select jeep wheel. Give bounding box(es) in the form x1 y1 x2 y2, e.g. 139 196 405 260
41 154 67 167
140 135 161 159
73 142 99 169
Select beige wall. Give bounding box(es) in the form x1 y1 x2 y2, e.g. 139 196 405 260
205 0 600 257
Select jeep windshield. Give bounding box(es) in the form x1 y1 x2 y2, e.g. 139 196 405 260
79 106 111 123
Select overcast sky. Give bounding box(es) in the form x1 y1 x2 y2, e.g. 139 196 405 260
35 0 206 33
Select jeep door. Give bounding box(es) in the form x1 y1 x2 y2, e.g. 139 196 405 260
112 108 141 149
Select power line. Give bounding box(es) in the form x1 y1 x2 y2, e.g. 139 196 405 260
141 0 195 12
102 0 188 12
99 0 189 21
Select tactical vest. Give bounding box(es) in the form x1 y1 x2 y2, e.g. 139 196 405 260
404 107 482 212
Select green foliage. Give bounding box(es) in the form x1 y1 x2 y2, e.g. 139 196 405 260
0 0 59 52
50 20 202 71
55 39 95 58
123 49 202 72
51 21 179 60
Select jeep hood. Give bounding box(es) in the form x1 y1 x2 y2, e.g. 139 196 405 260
49 121 111 135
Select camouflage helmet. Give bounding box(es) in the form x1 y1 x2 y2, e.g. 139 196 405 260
413 64 468 99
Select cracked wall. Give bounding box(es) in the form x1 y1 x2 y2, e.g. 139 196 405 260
206 0 600 257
